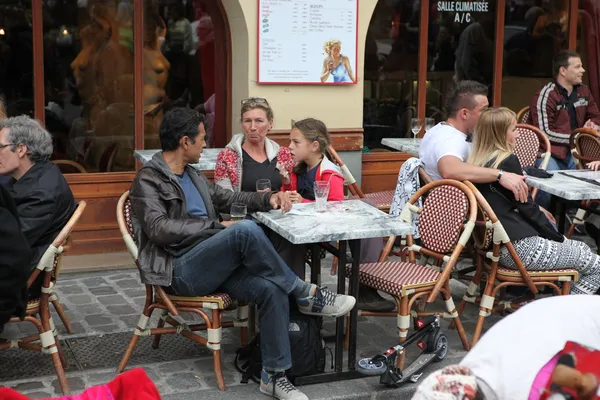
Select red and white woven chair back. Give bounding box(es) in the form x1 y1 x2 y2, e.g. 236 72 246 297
473 206 493 250
517 107 531 124
117 191 139 264
418 185 470 254
572 129 600 167
514 125 541 168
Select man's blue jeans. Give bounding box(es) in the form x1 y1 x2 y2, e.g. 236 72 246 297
171 220 299 372
535 153 577 209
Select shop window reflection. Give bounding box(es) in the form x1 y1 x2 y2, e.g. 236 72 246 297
143 0 220 150
577 0 599 103
0 1 34 119
44 0 135 173
426 0 496 121
502 0 569 111
363 0 419 150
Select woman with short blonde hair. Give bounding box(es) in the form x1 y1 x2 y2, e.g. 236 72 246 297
469 107 600 295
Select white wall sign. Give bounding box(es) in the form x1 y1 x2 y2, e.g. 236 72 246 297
257 0 358 85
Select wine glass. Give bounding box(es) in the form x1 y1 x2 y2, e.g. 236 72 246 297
256 179 271 192
230 203 247 222
411 118 424 142
425 117 435 132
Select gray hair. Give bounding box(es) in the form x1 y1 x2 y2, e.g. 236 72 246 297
0 116 53 162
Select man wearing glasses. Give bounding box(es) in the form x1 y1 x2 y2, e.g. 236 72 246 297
0 116 75 296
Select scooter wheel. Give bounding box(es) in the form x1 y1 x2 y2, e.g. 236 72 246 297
432 334 448 362
357 358 388 376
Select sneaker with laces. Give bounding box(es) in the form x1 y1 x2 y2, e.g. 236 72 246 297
260 370 308 400
296 285 356 318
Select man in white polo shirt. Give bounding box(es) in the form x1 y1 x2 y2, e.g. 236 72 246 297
419 80 529 201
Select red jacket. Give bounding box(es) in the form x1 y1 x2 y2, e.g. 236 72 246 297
283 157 345 203
530 82 600 159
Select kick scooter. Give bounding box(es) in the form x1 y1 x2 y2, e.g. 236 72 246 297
357 315 448 387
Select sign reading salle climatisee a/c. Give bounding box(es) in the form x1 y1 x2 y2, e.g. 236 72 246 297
257 0 359 85
437 1 490 24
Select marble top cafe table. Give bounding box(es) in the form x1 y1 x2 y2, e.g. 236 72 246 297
525 170 600 233
381 138 421 157
253 200 412 385
134 149 222 171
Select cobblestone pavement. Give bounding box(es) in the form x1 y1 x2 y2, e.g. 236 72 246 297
0 256 501 399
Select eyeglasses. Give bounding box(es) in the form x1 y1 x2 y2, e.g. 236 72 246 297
241 97 268 105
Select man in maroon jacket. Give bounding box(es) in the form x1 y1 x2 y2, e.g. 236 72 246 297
531 50 600 171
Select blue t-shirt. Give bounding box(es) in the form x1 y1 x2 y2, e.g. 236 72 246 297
177 171 208 218
297 161 320 201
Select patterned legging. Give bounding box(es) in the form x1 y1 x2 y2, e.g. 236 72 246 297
499 236 600 295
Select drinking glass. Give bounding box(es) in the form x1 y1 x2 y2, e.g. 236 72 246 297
425 117 435 132
230 203 247 222
256 179 271 192
411 118 424 141
313 181 330 212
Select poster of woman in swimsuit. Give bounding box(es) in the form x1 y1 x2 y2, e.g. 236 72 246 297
320 39 356 83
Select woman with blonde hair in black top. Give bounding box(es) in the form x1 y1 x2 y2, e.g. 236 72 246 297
469 107 600 294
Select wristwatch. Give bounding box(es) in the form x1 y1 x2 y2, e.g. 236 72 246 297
496 170 504 182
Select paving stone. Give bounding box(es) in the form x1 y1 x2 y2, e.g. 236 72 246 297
21 391 56 399
11 381 46 391
56 285 84 295
158 361 191 374
66 295 93 305
97 295 129 306
106 305 137 315
108 274 137 281
115 279 141 289
84 315 115 326
140 366 161 383
88 286 118 296
164 372 206 391
120 315 142 327
51 377 86 394
74 304 104 315
94 324 122 333
81 277 109 287
86 371 118 385
123 289 147 298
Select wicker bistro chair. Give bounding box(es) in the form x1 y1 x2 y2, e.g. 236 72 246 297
566 128 600 237
346 180 476 367
329 145 395 212
0 201 87 395
513 124 552 200
456 182 578 346
517 106 531 124
115 191 249 391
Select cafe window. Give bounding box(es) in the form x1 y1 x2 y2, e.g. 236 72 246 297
0 1 34 118
426 0 497 121
43 0 135 173
143 0 226 149
363 0 420 150
502 0 570 111
577 0 599 102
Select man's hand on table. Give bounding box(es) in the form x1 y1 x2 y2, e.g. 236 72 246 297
499 172 529 202
270 192 292 214
221 220 236 228
588 161 600 171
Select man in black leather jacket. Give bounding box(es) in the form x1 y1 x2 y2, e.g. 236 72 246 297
0 116 75 295
0 184 30 334
130 108 356 400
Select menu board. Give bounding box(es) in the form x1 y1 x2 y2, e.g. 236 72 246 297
257 0 358 85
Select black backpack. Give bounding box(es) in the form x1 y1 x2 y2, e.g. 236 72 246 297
234 310 327 384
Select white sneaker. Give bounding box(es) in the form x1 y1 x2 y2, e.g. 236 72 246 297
296 285 356 318
260 370 309 400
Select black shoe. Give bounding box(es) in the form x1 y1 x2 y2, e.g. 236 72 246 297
357 285 395 312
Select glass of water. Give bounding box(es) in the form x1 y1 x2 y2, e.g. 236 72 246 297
411 118 424 142
230 203 247 222
256 179 271 192
425 117 435 132
313 181 330 212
